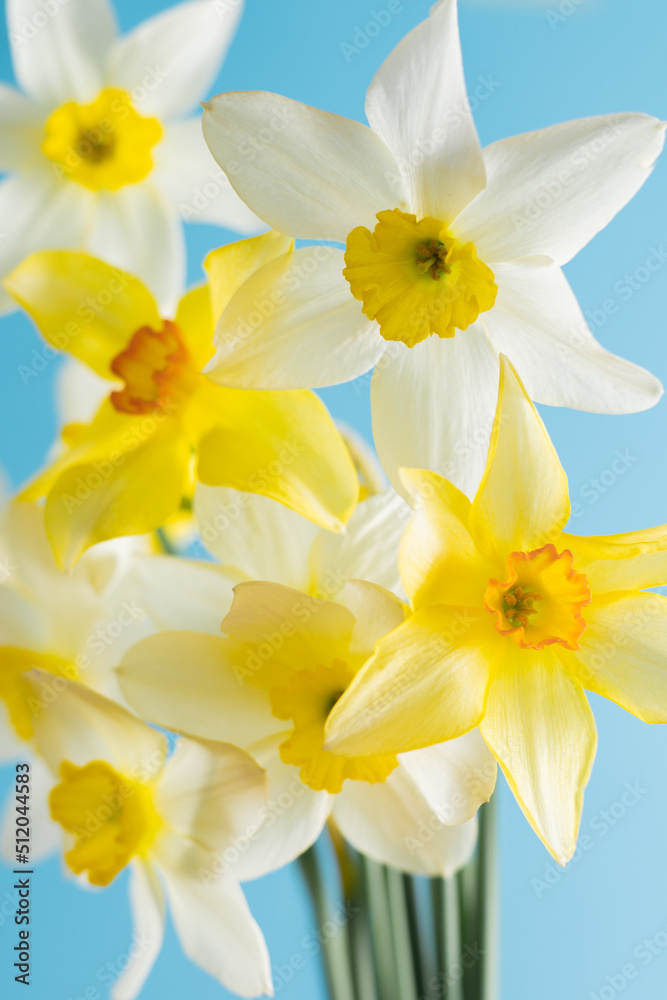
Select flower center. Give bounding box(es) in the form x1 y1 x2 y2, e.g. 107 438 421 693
0 647 76 740
343 208 497 348
42 89 162 191
484 545 591 650
268 659 398 794
110 320 196 415
49 760 161 886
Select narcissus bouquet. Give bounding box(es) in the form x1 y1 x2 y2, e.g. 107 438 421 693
1 0 666 997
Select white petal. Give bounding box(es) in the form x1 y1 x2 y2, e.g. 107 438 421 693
371 327 500 501
157 838 273 998
341 580 407 658
484 258 663 412
55 357 114 429
203 91 406 241
333 770 478 876
194 484 318 589
129 554 235 634
206 247 385 389
27 673 167 778
0 172 92 315
309 490 410 601
152 118 262 233
111 860 164 1000
0 84 43 170
86 185 185 316
366 0 484 222
455 114 667 265
8 0 116 106
228 733 330 882
397 730 496 826
117 631 283 749
0 713 25 763
156 736 266 851
108 0 241 120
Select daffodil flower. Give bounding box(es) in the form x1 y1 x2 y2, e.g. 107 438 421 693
4 233 359 568
325 357 667 865
27 672 272 999
0 500 153 859
201 0 664 499
0 0 259 314
119 524 497 877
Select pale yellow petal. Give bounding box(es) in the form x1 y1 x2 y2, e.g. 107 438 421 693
570 592 667 722
204 230 293 321
4 251 160 378
470 356 569 556
560 526 667 594
190 381 358 533
325 606 497 756
399 468 498 609
480 646 596 865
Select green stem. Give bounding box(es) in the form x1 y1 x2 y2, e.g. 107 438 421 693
477 798 499 1000
298 845 356 1000
361 856 399 1000
403 875 428 999
386 866 418 1000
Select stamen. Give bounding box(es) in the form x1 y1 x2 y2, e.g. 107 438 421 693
503 585 541 628
415 239 451 280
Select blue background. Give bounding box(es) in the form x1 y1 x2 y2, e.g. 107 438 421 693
1 0 667 997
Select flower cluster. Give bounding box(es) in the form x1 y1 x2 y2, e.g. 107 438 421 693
1 0 666 997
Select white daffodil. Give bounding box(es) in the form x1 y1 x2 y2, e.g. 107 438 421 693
119 490 497 879
0 500 153 859
0 0 259 314
202 0 665 499
28 673 272 999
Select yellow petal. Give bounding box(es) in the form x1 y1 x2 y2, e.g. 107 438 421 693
560 526 667 594
190 381 358 532
45 414 191 568
220 581 358 691
470 355 569 556
204 231 293 322
480 645 596 865
570 592 667 722
4 252 160 378
325 606 496 756
174 284 215 373
399 468 498 610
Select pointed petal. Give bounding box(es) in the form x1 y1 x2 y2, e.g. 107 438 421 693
8 0 116 105
341 579 408 657
560 526 667 593
326 607 496 755
470 356 569 555
117 631 282 749
366 0 484 222
4 251 160 378
111 861 164 1000
333 771 478 876
153 118 262 233
194 485 318 590
45 415 191 568
485 258 662 412
398 730 497 825
204 230 293 323
371 327 500 501
205 247 385 389
193 384 359 532
309 490 411 602
26 672 167 777
399 469 496 609
203 91 405 241
130 555 235 634
571 592 667 723
109 0 242 120
0 84 43 170
480 647 596 865
87 185 185 316
455 114 666 265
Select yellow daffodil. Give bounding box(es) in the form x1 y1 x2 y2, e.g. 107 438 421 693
0 0 258 314
119 496 497 877
325 357 667 865
28 673 272 999
201 0 664 500
4 233 359 569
